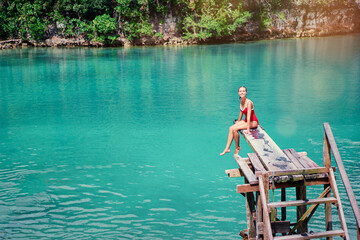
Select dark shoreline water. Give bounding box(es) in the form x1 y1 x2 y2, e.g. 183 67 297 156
2 31 360 50
0 34 359 239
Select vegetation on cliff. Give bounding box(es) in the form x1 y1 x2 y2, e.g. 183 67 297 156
0 0 252 43
0 0 358 45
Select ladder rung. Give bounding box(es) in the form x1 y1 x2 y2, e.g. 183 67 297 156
268 197 337 208
274 229 345 239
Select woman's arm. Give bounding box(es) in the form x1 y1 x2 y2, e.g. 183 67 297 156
238 111 243 122
246 101 253 133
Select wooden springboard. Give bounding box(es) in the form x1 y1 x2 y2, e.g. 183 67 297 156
240 126 298 171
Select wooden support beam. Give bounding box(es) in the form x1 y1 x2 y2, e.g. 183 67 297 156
256 191 264 238
274 230 345 240
245 178 256 239
268 197 337 208
296 184 307 233
237 177 330 193
255 167 331 178
281 188 286 221
258 174 273 239
329 168 350 239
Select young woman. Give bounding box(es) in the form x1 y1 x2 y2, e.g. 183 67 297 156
220 86 259 156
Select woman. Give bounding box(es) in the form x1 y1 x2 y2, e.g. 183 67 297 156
220 86 259 156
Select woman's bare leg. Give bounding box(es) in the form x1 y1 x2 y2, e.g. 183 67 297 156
220 121 246 155
220 121 258 156
234 130 241 155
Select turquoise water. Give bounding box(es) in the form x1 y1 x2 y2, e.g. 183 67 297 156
0 34 359 239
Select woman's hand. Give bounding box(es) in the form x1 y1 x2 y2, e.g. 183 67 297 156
244 130 251 135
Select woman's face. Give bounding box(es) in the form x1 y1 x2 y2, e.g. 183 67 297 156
238 87 247 98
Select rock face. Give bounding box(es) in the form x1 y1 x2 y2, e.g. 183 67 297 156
1 0 359 49
231 0 360 42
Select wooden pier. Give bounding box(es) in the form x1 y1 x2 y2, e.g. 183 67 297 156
226 123 360 239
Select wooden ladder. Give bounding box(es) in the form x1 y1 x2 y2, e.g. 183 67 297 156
257 168 350 239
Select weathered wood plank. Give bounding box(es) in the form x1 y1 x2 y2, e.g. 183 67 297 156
255 167 330 177
274 230 345 240
237 177 330 193
301 155 319 168
225 168 242 178
283 149 306 169
240 126 297 171
289 149 319 168
234 154 258 185
268 197 337 208
248 153 267 172
324 122 360 236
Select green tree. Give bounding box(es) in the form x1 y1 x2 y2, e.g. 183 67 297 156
182 0 251 40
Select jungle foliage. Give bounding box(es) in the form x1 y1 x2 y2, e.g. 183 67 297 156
0 0 339 43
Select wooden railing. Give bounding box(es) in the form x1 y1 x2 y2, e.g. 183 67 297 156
323 122 360 239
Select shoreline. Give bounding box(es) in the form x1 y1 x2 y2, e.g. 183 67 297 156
1 30 360 50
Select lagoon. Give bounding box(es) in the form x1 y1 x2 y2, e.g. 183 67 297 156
0 34 359 239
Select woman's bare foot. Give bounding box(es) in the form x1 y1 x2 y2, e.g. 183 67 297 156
220 149 230 156
234 147 241 155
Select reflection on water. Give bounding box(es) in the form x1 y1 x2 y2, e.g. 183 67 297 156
0 34 359 238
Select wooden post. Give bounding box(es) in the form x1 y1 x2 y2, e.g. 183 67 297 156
281 188 286 220
256 191 263 240
296 185 307 233
323 132 333 239
245 178 256 239
259 173 273 239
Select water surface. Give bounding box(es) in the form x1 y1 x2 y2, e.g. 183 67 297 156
0 34 359 239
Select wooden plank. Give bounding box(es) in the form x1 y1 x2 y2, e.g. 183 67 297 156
248 153 267 172
301 155 319 168
274 230 345 240
267 197 337 208
258 174 273 240
234 154 258 185
283 149 306 169
289 149 319 168
225 168 242 178
240 126 297 171
255 167 329 177
237 177 330 193
329 168 350 239
324 122 360 235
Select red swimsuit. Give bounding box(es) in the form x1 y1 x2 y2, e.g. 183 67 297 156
241 106 259 123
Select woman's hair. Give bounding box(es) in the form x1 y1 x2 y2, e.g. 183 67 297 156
238 86 247 92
